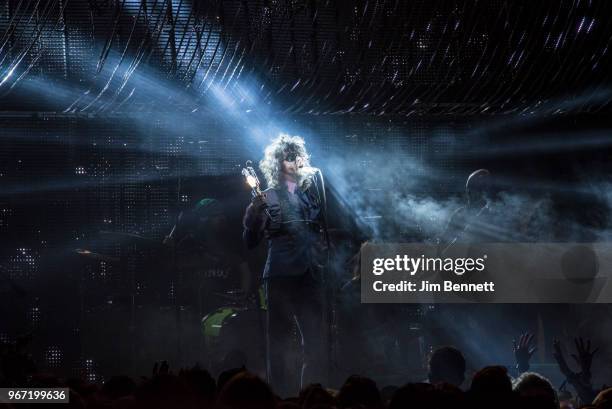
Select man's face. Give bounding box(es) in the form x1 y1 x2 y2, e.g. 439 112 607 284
281 151 303 177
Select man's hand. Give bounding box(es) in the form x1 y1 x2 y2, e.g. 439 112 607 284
251 193 268 214
243 193 268 247
571 337 599 380
553 338 599 404
513 332 536 373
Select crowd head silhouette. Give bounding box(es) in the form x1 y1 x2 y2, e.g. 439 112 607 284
2 333 610 409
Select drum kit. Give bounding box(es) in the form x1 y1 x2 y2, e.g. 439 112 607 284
73 226 268 374
62 168 266 374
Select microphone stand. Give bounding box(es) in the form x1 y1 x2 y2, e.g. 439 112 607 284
310 169 335 386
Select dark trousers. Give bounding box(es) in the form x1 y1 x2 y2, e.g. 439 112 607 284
265 273 324 396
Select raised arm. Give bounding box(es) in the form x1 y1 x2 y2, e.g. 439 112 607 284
243 194 268 249
513 332 536 375
553 338 599 404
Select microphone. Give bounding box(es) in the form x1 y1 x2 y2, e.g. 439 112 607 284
299 166 320 176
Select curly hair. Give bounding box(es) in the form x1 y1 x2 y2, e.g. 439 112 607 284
259 134 312 189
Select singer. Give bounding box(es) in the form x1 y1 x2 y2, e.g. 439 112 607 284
243 134 326 396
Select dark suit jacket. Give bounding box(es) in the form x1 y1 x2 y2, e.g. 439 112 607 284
243 183 323 279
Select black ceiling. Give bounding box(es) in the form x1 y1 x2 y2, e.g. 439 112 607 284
1 0 611 115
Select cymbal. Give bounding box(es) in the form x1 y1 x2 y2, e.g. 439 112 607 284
74 248 120 263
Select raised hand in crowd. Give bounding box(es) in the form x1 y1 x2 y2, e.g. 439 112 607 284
152 360 171 377
513 332 536 374
553 338 599 404
571 338 599 381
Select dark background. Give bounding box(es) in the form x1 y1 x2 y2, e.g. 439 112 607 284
1 0 612 387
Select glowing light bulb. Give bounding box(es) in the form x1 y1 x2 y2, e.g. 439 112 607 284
246 175 258 188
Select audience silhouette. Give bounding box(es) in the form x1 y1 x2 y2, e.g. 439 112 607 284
0 333 608 409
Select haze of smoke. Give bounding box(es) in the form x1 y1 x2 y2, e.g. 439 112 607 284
321 148 559 241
